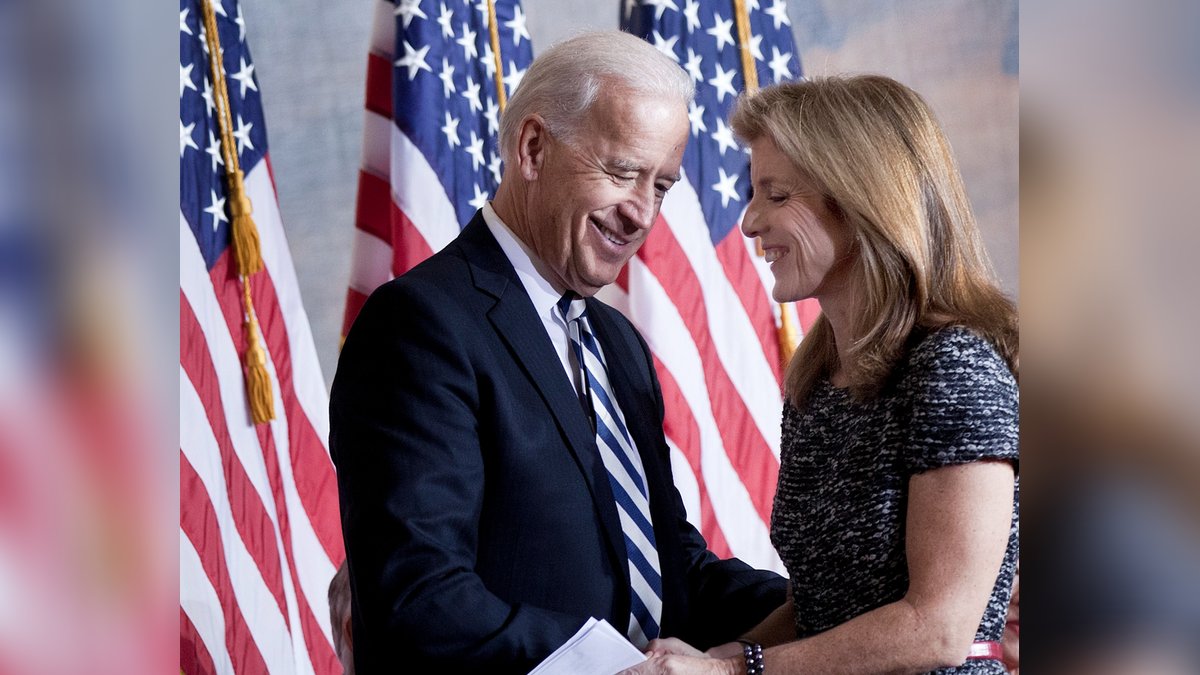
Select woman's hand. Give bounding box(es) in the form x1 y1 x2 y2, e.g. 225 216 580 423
704 642 745 659
618 654 740 675
616 638 734 674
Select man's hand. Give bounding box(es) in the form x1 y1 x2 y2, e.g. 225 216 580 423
619 654 740 675
644 637 704 658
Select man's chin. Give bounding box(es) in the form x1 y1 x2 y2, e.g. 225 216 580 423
571 277 614 298
567 265 624 297
571 283 605 298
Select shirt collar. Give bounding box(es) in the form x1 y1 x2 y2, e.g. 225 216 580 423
481 202 569 319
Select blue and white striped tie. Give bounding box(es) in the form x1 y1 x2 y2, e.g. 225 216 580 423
558 293 663 648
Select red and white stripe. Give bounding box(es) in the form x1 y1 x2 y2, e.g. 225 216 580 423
342 0 821 573
181 159 344 674
611 170 820 573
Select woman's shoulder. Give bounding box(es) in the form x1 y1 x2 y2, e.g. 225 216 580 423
908 326 1011 373
895 327 1020 473
898 325 1016 394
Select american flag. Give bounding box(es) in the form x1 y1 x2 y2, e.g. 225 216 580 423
179 0 344 673
341 0 534 334
613 0 819 572
342 0 814 574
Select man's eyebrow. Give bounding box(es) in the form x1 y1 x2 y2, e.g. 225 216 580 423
608 158 642 173
608 158 679 184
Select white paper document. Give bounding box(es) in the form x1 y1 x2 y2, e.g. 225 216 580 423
527 617 647 675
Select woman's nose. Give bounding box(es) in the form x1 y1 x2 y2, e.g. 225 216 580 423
740 206 760 237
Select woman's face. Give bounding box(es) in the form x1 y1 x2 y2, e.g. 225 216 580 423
741 137 856 306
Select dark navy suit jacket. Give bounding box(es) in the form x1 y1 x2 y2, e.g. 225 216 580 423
330 212 785 673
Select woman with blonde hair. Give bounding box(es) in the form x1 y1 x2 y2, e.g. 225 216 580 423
624 75 1018 675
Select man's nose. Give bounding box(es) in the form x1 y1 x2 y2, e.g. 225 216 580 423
620 182 658 232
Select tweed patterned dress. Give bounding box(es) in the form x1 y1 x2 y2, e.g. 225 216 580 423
771 327 1019 674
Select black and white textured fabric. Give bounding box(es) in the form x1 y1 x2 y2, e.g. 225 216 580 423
771 327 1019 674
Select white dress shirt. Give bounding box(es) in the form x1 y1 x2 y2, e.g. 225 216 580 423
481 202 583 397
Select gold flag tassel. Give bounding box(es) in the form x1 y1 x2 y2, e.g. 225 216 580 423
201 0 275 422
227 170 263 276
732 0 798 368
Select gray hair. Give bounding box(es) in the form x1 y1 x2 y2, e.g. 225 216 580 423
498 30 694 163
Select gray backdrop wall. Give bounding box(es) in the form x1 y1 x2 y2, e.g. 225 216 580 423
247 0 1018 389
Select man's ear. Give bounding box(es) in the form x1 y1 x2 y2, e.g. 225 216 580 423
516 114 550 182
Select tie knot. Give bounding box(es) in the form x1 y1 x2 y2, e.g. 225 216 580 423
557 292 585 323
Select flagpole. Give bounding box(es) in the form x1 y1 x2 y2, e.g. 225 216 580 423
486 0 507 111
200 0 275 423
732 0 798 368
732 0 758 92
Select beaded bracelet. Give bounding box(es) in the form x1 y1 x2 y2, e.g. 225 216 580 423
739 640 764 675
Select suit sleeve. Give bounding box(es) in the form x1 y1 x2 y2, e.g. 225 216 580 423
330 280 582 673
631 327 788 648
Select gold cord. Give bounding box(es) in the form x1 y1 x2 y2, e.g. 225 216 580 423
200 0 275 423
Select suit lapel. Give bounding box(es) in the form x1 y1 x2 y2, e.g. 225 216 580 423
458 215 629 592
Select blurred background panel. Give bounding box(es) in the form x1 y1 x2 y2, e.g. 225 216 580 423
1022 1 1200 671
0 0 177 672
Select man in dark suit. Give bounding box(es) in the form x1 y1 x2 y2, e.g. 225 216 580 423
330 31 786 673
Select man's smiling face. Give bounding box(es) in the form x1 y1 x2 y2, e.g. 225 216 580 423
525 88 689 297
